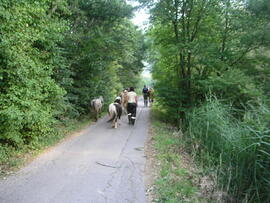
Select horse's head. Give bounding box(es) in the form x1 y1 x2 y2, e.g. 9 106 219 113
114 96 121 104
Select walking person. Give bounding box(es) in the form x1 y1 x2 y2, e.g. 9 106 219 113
142 85 149 107
127 87 138 125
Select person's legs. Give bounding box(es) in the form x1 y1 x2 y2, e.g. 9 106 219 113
127 103 132 124
127 103 137 125
131 103 136 125
143 94 148 106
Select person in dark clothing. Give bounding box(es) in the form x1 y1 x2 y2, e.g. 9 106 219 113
142 85 149 107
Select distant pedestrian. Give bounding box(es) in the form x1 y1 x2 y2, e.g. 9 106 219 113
142 85 149 107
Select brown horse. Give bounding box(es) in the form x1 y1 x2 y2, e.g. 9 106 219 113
148 88 154 103
120 89 128 114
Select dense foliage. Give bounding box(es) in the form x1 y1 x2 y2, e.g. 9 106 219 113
140 0 270 201
65 0 145 114
0 0 144 150
0 0 69 146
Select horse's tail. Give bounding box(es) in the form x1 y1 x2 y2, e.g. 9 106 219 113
107 112 116 122
107 104 117 122
91 100 96 108
114 103 122 119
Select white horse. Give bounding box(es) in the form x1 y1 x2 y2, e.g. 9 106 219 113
90 96 104 121
107 98 122 128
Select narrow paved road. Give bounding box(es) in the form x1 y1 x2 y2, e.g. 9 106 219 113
0 100 150 203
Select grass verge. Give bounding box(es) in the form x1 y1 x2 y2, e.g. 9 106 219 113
150 108 208 203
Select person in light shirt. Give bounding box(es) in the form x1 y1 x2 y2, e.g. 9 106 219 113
127 87 138 125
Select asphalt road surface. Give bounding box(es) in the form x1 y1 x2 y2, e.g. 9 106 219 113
0 100 150 203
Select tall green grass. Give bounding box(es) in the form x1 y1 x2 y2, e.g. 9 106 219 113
185 98 270 202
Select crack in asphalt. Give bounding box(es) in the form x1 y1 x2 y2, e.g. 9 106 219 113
100 106 144 202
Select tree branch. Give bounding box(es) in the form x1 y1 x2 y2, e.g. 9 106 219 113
191 0 207 42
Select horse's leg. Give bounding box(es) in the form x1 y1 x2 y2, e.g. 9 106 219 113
121 104 125 115
122 106 125 116
100 106 102 118
125 103 128 114
95 110 98 121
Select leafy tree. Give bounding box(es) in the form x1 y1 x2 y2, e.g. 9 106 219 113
65 0 144 114
0 0 69 146
145 0 269 118
142 0 270 201
0 0 145 156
